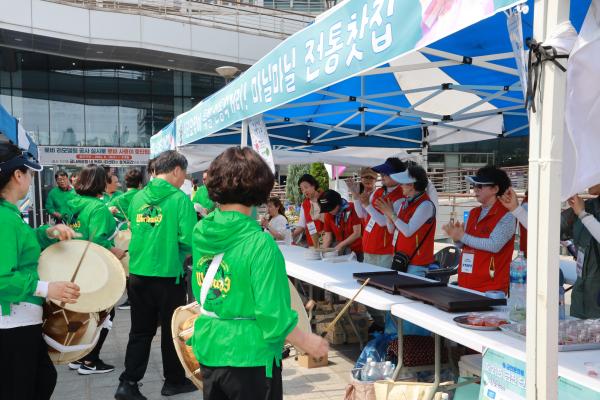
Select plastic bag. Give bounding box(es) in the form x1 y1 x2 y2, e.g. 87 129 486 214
354 332 394 375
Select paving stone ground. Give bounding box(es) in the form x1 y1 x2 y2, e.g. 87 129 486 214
53 305 360 400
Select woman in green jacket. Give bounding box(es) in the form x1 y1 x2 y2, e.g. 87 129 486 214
0 143 80 400
64 164 125 375
192 147 328 400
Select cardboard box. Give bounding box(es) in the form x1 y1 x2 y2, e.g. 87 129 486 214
315 313 371 345
297 353 329 368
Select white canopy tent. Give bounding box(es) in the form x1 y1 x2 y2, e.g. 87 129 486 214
179 144 421 173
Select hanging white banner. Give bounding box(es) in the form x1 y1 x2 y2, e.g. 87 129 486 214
248 116 276 173
507 10 528 100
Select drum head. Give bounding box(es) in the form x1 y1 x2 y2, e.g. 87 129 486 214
288 279 311 335
171 302 203 389
39 241 126 313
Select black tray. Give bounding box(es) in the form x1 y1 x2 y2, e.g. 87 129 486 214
397 285 506 312
353 271 444 294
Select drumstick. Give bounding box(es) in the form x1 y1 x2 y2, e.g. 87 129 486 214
115 202 130 225
321 278 370 336
59 232 95 307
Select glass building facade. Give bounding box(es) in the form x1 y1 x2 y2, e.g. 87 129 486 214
0 47 225 148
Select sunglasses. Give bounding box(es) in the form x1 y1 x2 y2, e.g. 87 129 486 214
473 184 494 189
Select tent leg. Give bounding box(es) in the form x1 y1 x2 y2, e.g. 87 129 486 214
526 0 569 399
392 317 404 381
241 119 249 148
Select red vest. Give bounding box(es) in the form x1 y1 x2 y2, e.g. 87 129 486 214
362 186 405 255
302 197 323 247
519 198 528 258
458 200 515 294
394 193 435 266
324 203 363 253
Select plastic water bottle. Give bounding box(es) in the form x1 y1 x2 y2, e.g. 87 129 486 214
508 252 527 322
365 361 379 381
361 358 373 381
382 361 395 379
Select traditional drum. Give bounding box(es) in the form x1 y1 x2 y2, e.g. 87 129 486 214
114 229 131 275
171 279 314 389
171 302 202 389
38 240 126 313
41 302 109 365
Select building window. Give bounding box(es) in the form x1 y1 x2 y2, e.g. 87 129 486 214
0 47 221 148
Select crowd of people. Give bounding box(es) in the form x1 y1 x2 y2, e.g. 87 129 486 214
1 141 599 400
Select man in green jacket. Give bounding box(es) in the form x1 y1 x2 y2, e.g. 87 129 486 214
561 183 600 319
102 173 123 203
115 150 197 400
45 169 75 222
109 168 144 230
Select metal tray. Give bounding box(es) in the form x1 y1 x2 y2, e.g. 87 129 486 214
397 285 506 312
353 271 444 294
453 315 507 331
500 323 600 352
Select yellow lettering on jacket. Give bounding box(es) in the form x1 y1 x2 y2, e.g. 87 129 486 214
136 214 163 224
69 221 81 230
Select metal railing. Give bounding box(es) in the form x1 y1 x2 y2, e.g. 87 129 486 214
428 165 528 194
44 0 315 40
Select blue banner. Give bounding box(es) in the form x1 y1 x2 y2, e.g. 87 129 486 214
173 0 523 147
150 120 176 158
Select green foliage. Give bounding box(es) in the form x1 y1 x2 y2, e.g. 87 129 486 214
286 164 310 204
310 162 330 192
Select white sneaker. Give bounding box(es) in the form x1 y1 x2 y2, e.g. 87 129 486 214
68 361 82 370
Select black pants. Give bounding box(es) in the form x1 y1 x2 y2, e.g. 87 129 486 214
82 307 115 362
200 363 282 400
0 324 57 400
119 274 187 384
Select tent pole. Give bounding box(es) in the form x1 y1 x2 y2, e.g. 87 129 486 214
526 0 569 399
241 119 249 148
422 127 429 172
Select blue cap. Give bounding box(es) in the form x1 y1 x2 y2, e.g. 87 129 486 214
0 153 42 174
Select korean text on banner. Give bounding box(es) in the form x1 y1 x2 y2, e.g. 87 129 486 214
39 146 150 166
248 116 276 173
479 347 525 400
174 0 523 146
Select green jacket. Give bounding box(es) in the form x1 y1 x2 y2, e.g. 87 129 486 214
192 185 215 212
128 178 196 279
108 188 139 230
101 190 123 204
0 200 56 315
561 198 600 319
45 186 76 217
191 209 298 377
65 195 117 249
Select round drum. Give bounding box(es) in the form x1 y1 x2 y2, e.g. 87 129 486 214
42 302 108 365
171 302 202 389
38 240 126 313
114 229 131 276
171 281 313 388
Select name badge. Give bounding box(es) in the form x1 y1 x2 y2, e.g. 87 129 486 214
307 221 317 236
461 252 475 274
576 249 585 278
365 218 376 233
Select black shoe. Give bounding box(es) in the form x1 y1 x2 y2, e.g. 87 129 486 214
160 380 198 396
115 380 147 400
68 361 82 370
118 300 131 310
77 359 115 375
